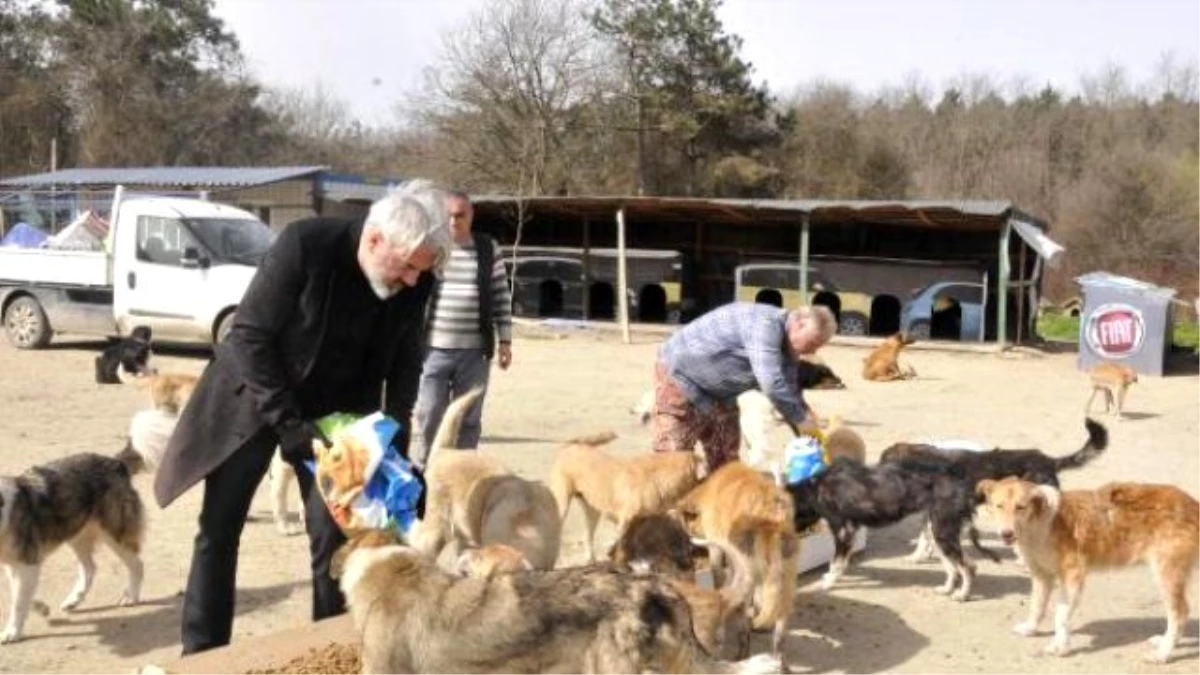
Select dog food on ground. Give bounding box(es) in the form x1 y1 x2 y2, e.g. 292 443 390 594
245 643 360 675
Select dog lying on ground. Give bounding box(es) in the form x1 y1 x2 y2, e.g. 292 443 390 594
979 477 1199 663
550 433 703 563
1086 361 1138 420
609 513 759 660
674 462 800 661
94 326 155 384
0 450 145 644
787 456 999 600
862 332 916 382
332 529 782 674
409 388 561 570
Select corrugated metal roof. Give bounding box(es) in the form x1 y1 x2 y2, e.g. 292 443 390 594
0 166 328 188
470 195 1047 233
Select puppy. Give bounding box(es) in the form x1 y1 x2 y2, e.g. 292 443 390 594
313 433 372 509
862 332 916 382
94 326 154 384
454 543 534 578
410 389 561 570
332 530 782 674
550 435 703 563
1086 361 1138 420
0 451 145 643
786 456 999 600
979 477 1199 662
674 462 800 659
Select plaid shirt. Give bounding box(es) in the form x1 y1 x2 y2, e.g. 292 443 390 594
659 302 807 422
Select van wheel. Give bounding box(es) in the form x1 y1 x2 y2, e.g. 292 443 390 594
215 312 236 344
839 312 869 336
4 296 52 349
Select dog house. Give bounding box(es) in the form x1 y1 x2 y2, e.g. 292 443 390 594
1076 272 1177 377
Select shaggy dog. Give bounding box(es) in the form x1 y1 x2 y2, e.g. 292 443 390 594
979 477 1199 662
786 456 999 600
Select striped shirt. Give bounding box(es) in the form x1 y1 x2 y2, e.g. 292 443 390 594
427 238 513 350
659 302 807 423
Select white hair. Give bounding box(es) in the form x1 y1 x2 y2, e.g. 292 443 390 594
789 305 838 344
364 179 454 275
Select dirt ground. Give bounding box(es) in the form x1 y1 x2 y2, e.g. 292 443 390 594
0 324 1197 674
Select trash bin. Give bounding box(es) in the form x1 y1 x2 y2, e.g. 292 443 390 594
1076 272 1176 377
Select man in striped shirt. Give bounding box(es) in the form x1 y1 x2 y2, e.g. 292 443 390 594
653 302 837 471
411 191 513 465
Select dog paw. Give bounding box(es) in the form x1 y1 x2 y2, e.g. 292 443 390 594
118 591 140 607
59 596 82 612
0 628 22 645
1043 640 1070 657
951 589 970 602
934 584 954 596
276 522 302 537
819 573 839 591
1012 622 1038 637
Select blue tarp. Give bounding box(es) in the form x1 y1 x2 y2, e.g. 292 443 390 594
0 222 48 248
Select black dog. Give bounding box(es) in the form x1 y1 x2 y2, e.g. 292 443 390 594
798 360 846 390
879 418 1108 489
787 456 999 600
94 326 154 384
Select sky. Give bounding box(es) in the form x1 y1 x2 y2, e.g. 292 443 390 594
210 0 1200 125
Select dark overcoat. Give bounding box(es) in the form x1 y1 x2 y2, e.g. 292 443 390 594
153 216 432 508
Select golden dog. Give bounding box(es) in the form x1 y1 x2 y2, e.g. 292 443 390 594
675 462 800 662
979 477 1199 662
135 371 198 414
331 530 781 674
550 434 704 562
409 389 561 570
1086 361 1138 420
862 332 917 382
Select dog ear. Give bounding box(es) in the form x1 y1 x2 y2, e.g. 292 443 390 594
1029 484 1061 517
453 550 476 578
976 479 997 500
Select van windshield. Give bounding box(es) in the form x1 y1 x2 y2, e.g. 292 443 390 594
185 217 275 265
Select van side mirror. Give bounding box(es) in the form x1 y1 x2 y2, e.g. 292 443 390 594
181 246 209 269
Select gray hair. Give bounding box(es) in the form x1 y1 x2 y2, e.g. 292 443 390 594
790 305 838 344
364 179 454 275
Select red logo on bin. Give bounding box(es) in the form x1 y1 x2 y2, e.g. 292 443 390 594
1084 303 1145 358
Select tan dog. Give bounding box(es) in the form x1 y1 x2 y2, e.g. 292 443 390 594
409 389 561 570
862 332 917 381
550 434 704 562
978 477 1199 662
1086 361 1138 420
137 372 198 414
823 414 866 463
313 433 372 509
454 544 534 578
331 530 782 674
675 462 800 661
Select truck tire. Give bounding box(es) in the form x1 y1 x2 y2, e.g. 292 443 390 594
4 295 52 349
215 311 236 345
839 311 869 336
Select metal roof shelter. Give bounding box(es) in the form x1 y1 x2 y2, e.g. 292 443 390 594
0 166 327 189
470 195 1058 347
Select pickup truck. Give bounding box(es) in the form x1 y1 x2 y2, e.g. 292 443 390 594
0 187 274 349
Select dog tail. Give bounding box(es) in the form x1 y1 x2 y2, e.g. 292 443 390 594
736 518 798 632
562 431 618 447
429 387 486 454
1054 418 1109 472
693 536 756 614
115 439 147 475
967 525 1001 563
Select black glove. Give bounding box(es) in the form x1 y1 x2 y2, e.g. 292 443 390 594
278 419 330 465
410 461 428 520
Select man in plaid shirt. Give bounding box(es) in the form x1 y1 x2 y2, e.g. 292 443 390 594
653 302 838 470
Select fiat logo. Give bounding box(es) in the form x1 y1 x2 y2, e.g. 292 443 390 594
1085 303 1145 358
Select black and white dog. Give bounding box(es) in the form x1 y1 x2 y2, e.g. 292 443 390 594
786 456 999 601
94 326 155 384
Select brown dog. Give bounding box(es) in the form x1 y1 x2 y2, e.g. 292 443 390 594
331 530 782 674
978 477 1199 662
1086 361 1138 420
862 332 917 381
823 415 866 464
550 435 703 562
675 462 800 661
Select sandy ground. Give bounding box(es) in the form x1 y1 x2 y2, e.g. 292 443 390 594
0 325 1197 674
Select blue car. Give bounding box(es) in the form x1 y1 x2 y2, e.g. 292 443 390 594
900 281 986 341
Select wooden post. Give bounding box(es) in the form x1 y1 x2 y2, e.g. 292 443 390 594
798 213 811 303
996 221 1012 349
581 217 591 321
1016 239 1027 345
616 207 631 344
